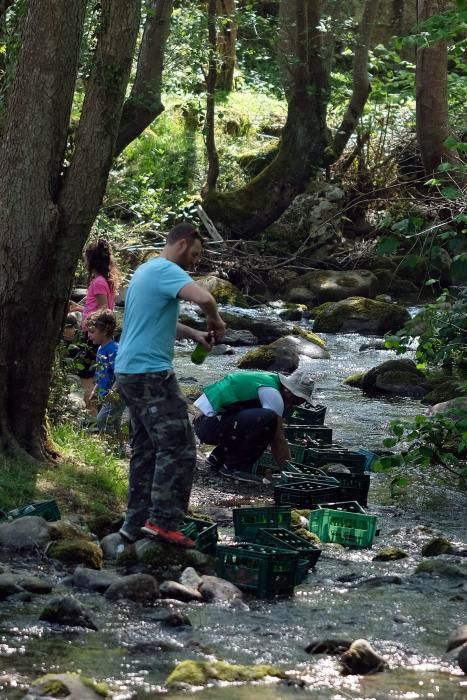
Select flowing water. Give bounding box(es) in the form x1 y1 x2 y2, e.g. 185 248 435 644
1 310 466 699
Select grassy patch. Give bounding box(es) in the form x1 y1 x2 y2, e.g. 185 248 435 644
0 424 128 521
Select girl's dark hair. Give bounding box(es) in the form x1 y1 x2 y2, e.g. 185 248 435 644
84 239 121 294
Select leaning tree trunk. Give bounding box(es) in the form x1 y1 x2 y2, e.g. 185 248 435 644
203 0 220 194
0 0 140 460
203 0 329 238
416 0 451 174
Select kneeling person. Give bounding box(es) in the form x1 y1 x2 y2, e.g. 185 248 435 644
193 369 314 483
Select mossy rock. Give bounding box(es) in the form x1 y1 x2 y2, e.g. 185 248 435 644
48 521 93 542
237 347 277 370
194 275 248 307
32 672 109 698
123 538 213 579
373 546 408 561
166 659 285 687
421 537 454 557
291 326 326 349
313 297 410 335
361 359 429 398
343 372 365 388
421 380 465 406
47 540 103 570
415 560 467 577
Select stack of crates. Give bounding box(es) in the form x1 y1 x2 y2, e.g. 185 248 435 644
299 447 366 474
232 506 291 542
279 461 370 507
274 480 342 508
309 507 377 549
286 404 327 425
255 528 322 583
182 515 218 555
216 543 300 597
284 424 333 446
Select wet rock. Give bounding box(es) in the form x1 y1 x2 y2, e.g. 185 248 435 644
422 380 465 407
458 643 467 673
288 270 377 304
207 310 291 344
159 580 203 603
100 531 132 560
198 575 243 603
350 575 403 588
287 287 316 305
421 537 454 557
24 672 109 698
194 275 247 307
104 573 159 603
160 612 193 628
313 297 410 335
17 576 53 594
46 539 103 570
166 659 285 687
373 547 408 561
238 335 327 372
71 566 120 592
305 639 352 654
359 341 388 351
429 397 467 419
48 520 93 542
39 595 98 630
127 538 213 579
360 359 429 398
415 560 467 578
180 566 203 590
446 624 467 652
222 329 258 346
0 573 23 599
340 639 388 675
0 516 51 550
210 343 235 356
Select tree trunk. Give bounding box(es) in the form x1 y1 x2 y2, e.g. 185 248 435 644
416 0 451 174
216 0 237 91
115 0 174 155
0 0 140 460
203 0 329 239
203 0 220 194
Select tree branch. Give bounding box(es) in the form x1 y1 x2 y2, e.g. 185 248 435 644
327 0 381 163
115 0 174 155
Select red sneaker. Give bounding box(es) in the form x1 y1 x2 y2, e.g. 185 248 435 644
142 521 195 548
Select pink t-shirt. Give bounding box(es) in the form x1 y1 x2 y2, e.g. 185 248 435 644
82 275 115 323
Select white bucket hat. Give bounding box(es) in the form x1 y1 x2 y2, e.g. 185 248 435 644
279 370 314 403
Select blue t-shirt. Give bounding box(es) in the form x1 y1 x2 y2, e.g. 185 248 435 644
95 339 119 400
115 257 192 374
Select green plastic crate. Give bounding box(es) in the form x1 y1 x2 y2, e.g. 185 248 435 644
289 443 306 463
233 506 291 542
278 471 340 487
182 516 218 555
6 499 61 522
316 500 365 514
287 405 326 425
286 463 329 478
284 425 333 446
274 481 342 508
309 508 377 549
256 527 322 571
326 472 371 507
299 447 366 474
215 543 299 597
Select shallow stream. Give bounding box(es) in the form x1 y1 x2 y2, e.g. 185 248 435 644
1 313 466 699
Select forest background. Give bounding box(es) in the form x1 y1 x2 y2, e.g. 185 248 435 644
0 0 466 518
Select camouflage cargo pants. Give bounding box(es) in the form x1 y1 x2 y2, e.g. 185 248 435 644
116 370 196 536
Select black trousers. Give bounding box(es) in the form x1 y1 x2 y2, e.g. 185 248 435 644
193 407 278 472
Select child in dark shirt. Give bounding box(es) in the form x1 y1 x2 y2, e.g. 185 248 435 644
87 310 125 434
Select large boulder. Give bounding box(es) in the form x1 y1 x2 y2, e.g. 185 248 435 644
0 516 51 550
313 297 410 335
288 270 378 304
429 397 467 418
360 359 429 398
194 275 248 307
237 335 329 372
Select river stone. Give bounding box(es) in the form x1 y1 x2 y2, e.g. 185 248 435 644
287 287 316 304
447 625 467 652
159 580 203 603
46 539 103 570
0 573 24 599
128 538 212 579
360 359 429 398
213 310 292 344
222 328 258 346
373 547 407 561
71 566 120 592
350 575 403 588
340 639 388 675
48 520 93 542
100 532 130 560
429 397 467 419
210 343 235 356
237 343 298 372
313 297 410 335
160 611 193 628
0 516 51 550
193 275 248 307
166 659 285 687
421 537 454 557
39 595 98 630
25 672 109 699
17 575 53 594
104 573 159 603
458 643 467 673
198 575 243 603
287 270 378 304
180 567 203 590
305 639 352 654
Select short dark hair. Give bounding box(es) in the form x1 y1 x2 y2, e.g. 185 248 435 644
86 309 117 336
166 222 203 246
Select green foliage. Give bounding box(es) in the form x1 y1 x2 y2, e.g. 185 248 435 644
375 412 467 477
385 290 467 373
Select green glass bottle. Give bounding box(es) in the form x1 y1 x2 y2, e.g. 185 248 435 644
191 342 210 365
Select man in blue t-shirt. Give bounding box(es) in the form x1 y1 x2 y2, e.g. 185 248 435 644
115 222 225 548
